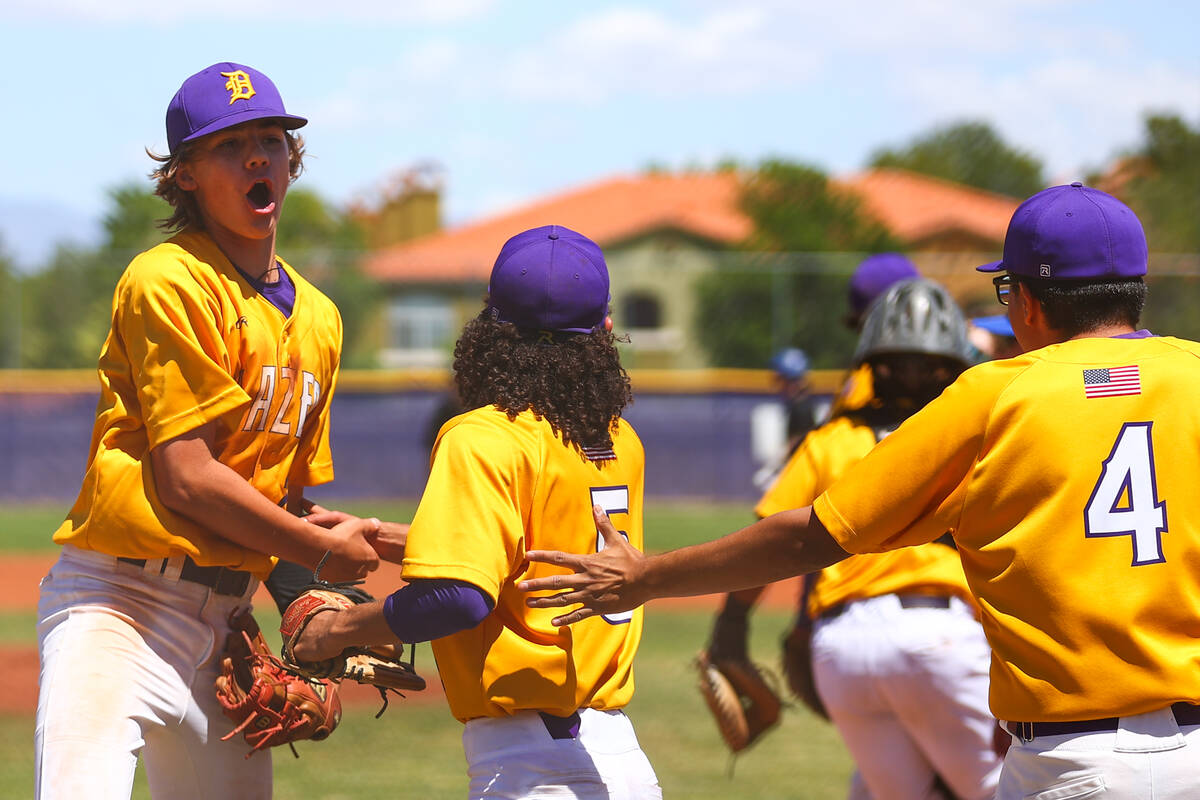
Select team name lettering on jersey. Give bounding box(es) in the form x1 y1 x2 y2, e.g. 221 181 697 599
221 70 256 103
242 366 321 438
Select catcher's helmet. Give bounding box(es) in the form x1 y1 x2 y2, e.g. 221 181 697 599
853 279 972 367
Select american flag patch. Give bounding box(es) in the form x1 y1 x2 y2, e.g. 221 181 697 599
582 444 616 462
1083 365 1141 398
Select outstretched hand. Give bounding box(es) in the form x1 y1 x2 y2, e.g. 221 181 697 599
519 505 649 626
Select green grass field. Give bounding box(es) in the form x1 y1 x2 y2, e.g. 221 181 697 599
1 500 756 555
1 501 854 799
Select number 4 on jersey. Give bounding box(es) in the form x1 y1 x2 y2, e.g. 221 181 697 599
591 485 634 624
1084 422 1167 566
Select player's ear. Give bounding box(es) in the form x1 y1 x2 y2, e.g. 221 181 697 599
175 163 198 192
1016 282 1040 329
604 315 613 333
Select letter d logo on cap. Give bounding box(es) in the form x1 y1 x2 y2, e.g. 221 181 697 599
221 70 257 104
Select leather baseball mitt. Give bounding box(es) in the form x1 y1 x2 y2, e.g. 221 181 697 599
696 650 782 753
215 609 342 758
781 621 829 721
696 605 782 753
279 586 426 701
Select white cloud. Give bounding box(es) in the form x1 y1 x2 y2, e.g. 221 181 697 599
3 0 495 23
5 0 1197 247
500 6 821 100
686 0 1081 57
288 0 1198 206
399 39 465 79
306 40 474 132
894 56 1200 177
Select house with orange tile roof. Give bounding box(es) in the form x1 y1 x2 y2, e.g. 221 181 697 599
364 168 1019 368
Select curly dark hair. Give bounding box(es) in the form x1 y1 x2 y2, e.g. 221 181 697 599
453 314 632 454
146 130 306 233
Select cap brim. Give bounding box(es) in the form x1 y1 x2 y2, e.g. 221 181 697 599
180 109 308 148
971 315 1014 337
975 259 1005 273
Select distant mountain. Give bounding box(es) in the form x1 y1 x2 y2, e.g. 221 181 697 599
0 197 102 273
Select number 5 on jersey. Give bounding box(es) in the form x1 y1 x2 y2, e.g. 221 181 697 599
591 485 635 624
1084 422 1167 566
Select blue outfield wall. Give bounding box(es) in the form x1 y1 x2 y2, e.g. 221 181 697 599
1 388 822 505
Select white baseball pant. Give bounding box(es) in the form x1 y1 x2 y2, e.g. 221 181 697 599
462 707 661 799
35 545 265 800
811 593 1002 800
997 705 1200 799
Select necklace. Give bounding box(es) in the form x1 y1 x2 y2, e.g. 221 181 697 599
230 257 281 288
256 260 281 284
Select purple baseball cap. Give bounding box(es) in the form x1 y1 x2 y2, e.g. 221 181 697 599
977 183 1147 279
166 62 307 154
486 225 610 333
848 253 920 317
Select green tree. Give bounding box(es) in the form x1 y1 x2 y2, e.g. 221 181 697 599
1117 114 1200 253
694 160 902 368
869 120 1044 198
277 188 378 368
103 184 173 256
740 160 899 253
19 184 168 368
19 184 381 368
0 237 19 368
19 244 114 368
1101 114 1200 341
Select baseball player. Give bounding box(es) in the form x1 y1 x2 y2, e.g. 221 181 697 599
522 184 1200 800
834 252 921 415
710 252 921 703
967 314 1022 361
751 347 819 491
771 346 820 450
287 225 662 799
35 63 383 799
767 280 1001 800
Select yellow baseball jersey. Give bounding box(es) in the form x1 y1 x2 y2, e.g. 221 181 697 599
757 415 972 619
54 230 342 580
815 335 1200 721
403 407 645 722
828 362 875 417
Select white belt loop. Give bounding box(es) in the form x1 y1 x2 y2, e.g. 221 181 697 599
160 555 185 582
1115 706 1186 753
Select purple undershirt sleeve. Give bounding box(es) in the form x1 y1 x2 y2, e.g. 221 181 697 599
382 578 494 643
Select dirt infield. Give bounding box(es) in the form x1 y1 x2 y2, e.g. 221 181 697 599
4 554 801 713
5 555 418 612
7 555 802 613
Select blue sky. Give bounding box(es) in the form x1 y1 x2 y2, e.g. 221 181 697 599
1 0 1196 270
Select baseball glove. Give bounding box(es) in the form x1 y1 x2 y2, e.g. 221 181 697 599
215 609 342 758
696 603 782 753
279 573 426 713
781 621 829 721
696 650 783 753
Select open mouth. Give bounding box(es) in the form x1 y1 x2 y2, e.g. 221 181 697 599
246 181 274 211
